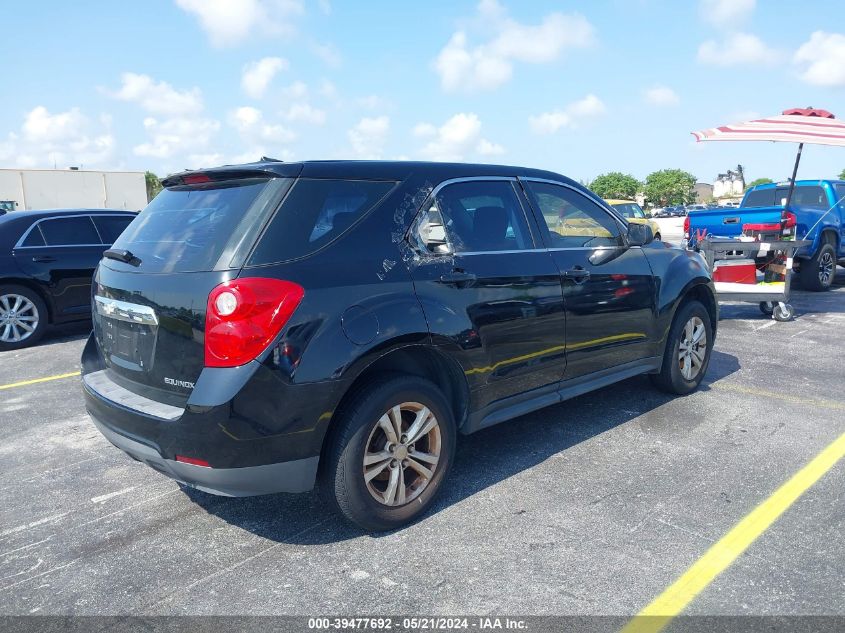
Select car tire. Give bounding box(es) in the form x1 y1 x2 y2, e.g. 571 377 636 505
650 299 713 395
0 285 48 351
799 241 836 291
322 374 456 531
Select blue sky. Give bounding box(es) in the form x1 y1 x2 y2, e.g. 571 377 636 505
2 0 844 184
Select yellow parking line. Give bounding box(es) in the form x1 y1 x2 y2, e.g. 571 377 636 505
622 430 845 633
0 371 81 391
714 381 845 411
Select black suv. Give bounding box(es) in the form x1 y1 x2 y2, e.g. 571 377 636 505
83 161 716 530
0 209 136 350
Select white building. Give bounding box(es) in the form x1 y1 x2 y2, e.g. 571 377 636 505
712 166 745 199
0 168 147 211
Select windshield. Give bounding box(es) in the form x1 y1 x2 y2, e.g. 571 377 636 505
111 177 286 273
611 203 645 219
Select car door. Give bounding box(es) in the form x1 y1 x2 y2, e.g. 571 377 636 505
520 179 658 380
13 215 107 318
408 177 567 413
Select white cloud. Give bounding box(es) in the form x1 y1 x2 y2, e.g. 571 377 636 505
528 94 606 134
413 122 437 138
281 81 309 99
317 0 331 15
794 31 845 87
1 106 116 168
134 116 220 159
433 0 594 92
109 72 203 116
699 0 755 27
476 139 505 156
241 57 288 98
231 106 296 144
283 102 326 125
643 85 680 107
416 113 504 161
311 41 342 68
175 0 304 47
319 80 338 100
697 32 780 66
348 116 390 159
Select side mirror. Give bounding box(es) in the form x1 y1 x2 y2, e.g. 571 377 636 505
627 222 654 246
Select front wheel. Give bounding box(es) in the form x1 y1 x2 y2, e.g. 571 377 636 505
322 375 456 531
650 299 713 395
773 303 795 322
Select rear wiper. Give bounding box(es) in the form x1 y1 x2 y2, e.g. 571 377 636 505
103 248 141 266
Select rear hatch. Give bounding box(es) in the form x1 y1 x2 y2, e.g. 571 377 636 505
92 172 294 404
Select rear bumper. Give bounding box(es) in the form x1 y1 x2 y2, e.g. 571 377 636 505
80 332 339 496
89 413 318 496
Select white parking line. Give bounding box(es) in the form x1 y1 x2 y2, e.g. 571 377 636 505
91 487 135 504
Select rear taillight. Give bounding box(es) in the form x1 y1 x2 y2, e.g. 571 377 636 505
205 278 304 368
683 215 690 237
781 210 797 236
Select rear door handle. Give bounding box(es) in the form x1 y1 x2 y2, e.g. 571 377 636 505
440 270 477 285
564 267 591 282
32 255 56 263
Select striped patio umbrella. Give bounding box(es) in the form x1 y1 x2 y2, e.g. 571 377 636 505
691 108 844 207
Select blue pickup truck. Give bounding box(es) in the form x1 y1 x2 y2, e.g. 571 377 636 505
686 180 845 290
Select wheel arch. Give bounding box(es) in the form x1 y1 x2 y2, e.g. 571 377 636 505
320 343 470 465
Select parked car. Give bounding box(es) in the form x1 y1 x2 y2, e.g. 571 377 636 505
671 206 688 217
82 160 717 531
687 179 845 290
0 209 137 350
604 199 663 241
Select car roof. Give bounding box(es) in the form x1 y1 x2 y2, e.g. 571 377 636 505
604 199 637 205
162 159 581 188
750 179 845 190
0 207 135 228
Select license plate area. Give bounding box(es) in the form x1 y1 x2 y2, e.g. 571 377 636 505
95 296 159 373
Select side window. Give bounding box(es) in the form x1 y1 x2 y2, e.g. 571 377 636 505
20 225 46 247
835 184 845 206
524 182 623 248
93 216 134 245
418 180 533 254
37 216 102 246
792 185 827 210
249 179 395 265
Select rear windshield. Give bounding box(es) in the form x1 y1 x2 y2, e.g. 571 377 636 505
744 187 786 208
111 178 285 273
247 178 396 265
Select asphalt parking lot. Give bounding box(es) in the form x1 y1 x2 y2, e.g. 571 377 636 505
1 267 844 621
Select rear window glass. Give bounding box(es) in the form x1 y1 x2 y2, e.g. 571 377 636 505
39 216 101 246
112 178 283 273
611 203 645 219
248 179 396 265
94 215 134 244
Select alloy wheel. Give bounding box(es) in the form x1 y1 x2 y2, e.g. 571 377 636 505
819 251 835 286
0 294 39 344
363 402 442 506
678 316 707 381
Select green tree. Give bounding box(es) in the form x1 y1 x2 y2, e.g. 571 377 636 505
588 172 641 199
644 169 697 206
839 168 845 180
746 177 773 191
145 171 162 202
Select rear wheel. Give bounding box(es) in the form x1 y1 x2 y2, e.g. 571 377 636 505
323 375 456 531
799 242 836 291
0 285 47 351
650 299 713 395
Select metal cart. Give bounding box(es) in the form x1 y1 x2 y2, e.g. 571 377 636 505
696 237 811 321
